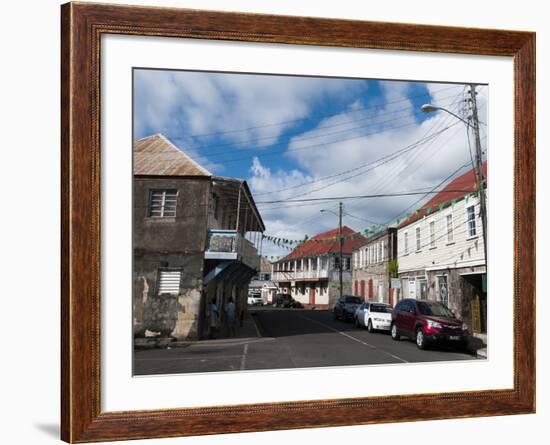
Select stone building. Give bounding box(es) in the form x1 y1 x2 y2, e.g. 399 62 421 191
396 163 487 335
351 228 397 304
271 226 366 309
133 134 265 341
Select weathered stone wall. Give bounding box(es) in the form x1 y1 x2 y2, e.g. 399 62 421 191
133 177 211 340
425 265 486 328
351 229 396 303
133 251 205 340
133 177 210 253
352 263 389 302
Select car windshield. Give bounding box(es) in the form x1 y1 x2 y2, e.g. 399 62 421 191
371 304 392 313
417 301 454 317
345 297 362 304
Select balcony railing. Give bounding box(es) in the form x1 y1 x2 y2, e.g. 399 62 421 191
205 229 260 271
272 269 331 281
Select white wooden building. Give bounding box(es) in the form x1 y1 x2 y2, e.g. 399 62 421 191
396 164 487 334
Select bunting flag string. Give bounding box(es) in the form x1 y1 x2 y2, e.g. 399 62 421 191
261 189 482 261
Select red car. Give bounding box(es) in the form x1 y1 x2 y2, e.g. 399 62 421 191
390 298 469 350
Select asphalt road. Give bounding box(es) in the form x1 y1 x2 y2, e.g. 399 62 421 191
134 308 477 375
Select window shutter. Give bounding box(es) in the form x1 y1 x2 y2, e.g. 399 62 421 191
158 269 182 295
149 189 178 217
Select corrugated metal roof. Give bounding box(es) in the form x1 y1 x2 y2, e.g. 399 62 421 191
398 162 487 228
134 133 212 177
278 226 366 262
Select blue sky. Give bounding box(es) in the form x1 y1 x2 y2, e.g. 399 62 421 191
134 69 487 258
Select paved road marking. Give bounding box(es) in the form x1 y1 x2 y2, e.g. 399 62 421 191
240 343 249 370
297 314 408 363
135 354 243 362
251 315 262 338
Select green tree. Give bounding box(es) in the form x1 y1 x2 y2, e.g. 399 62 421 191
387 259 398 279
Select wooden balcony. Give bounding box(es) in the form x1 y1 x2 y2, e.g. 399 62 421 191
204 229 260 271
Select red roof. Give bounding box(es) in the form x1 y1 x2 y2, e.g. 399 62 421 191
399 162 487 228
279 226 366 262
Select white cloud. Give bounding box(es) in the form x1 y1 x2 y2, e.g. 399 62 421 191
247 81 487 258
134 69 366 149
134 71 488 259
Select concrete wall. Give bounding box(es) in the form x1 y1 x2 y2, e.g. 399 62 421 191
133 176 211 340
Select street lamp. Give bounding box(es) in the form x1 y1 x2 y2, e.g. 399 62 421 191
321 203 344 300
420 104 471 127
420 85 487 263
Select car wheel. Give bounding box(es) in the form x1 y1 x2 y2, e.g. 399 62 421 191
355 316 360 328
416 328 426 350
367 319 374 333
334 311 338 320
391 323 400 341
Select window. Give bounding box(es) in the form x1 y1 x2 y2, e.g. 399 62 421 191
466 205 477 237
149 189 177 217
379 242 383 262
343 257 350 271
446 214 454 243
437 275 449 306
157 269 182 295
213 193 220 220
416 227 421 251
429 221 436 247
404 232 409 254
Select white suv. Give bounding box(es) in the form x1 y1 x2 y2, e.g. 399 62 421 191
247 294 263 306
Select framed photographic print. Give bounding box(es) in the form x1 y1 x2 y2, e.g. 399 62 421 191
61 2 535 442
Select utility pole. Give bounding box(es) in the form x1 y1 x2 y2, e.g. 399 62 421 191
469 84 488 263
339 201 344 300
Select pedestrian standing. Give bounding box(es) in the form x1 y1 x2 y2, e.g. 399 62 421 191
225 297 237 337
209 298 219 339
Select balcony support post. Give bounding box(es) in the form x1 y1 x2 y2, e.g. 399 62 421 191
235 185 242 233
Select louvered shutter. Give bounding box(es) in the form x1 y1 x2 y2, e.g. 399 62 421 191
157 269 181 295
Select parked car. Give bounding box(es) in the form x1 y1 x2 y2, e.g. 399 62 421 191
247 293 263 306
333 295 362 322
390 298 469 349
354 302 393 332
274 293 303 308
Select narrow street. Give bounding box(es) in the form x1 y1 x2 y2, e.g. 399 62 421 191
134 308 476 375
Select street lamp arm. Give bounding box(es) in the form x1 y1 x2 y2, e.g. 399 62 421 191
320 209 339 217
420 104 473 128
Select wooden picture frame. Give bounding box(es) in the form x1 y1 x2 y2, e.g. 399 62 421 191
61 2 535 442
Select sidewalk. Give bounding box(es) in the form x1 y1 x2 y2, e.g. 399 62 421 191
135 310 261 349
472 333 487 358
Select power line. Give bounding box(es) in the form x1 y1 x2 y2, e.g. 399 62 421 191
256 189 474 205
203 119 424 165
340 92 468 214
253 121 458 197
184 84 463 139
180 96 456 154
